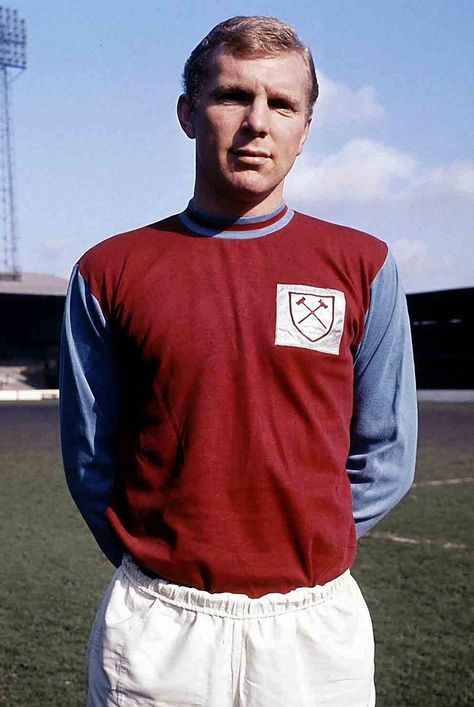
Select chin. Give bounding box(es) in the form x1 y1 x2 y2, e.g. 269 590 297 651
230 173 279 197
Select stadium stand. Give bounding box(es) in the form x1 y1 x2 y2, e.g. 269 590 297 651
0 273 67 391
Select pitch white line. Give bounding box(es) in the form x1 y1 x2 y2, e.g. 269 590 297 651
0 389 59 401
412 477 474 488
369 532 469 550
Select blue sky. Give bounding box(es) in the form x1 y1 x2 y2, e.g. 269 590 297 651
7 0 474 292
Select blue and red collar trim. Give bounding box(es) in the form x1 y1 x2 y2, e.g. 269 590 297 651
178 201 294 239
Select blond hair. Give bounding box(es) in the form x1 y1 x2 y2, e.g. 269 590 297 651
182 16 318 116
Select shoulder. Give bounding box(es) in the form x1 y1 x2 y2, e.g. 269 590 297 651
79 214 181 274
76 214 183 315
291 210 389 283
293 210 387 254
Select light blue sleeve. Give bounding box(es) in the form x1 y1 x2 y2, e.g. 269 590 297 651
348 252 417 537
60 263 123 565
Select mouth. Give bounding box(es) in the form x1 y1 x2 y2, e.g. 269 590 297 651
231 149 271 166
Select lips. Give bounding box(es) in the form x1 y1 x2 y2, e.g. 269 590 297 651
231 149 271 166
233 149 270 158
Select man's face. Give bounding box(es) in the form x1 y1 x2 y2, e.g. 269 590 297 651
178 47 312 215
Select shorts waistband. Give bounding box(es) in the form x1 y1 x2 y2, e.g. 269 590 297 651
121 555 351 619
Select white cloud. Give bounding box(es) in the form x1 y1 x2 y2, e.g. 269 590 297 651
287 139 474 206
391 238 428 265
288 138 417 202
391 238 455 287
314 72 386 128
406 160 474 202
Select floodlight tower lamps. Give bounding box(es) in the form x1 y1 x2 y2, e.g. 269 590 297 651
0 5 26 281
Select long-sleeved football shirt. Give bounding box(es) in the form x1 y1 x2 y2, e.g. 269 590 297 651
60 202 417 597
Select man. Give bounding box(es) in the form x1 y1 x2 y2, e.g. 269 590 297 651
61 15 417 707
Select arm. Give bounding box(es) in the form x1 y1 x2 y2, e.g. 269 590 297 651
347 251 417 537
60 263 123 565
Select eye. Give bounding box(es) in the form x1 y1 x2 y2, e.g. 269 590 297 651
218 91 250 103
269 98 294 112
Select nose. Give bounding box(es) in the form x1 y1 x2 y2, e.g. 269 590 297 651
241 97 270 136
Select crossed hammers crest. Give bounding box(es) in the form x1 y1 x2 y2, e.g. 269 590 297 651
295 296 328 328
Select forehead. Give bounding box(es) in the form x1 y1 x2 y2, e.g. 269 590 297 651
205 47 310 97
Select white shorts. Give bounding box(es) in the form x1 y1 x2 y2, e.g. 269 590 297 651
88 555 375 706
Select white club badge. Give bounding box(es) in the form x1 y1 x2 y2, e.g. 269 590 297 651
275 284 346 355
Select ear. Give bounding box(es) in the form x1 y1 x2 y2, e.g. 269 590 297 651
296 116 312 156
177 94 196 139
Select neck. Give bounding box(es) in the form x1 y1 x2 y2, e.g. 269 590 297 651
192 181 285 219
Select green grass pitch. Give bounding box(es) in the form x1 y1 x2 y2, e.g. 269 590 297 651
0 401 472 706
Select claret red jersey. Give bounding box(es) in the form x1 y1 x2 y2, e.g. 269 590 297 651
61 203 417 598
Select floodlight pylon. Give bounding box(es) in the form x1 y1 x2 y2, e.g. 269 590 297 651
0 6 26 281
